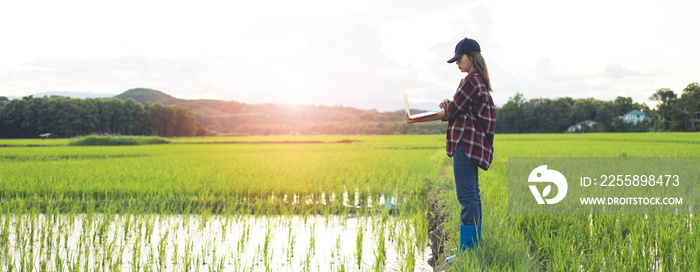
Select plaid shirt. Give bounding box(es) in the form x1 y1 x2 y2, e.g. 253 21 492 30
442 71 496 170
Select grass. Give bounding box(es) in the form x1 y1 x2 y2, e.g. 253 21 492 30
438 132 700 270
2 134 440 271
0 133 698 271
67 135 170 146
0 135 441 214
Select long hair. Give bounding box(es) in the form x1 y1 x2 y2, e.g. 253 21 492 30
466 51 492 92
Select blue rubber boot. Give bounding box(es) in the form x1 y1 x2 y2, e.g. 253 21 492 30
460 224 481 250
445 224 481 264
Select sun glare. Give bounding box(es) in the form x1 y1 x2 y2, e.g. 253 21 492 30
276 65 312 104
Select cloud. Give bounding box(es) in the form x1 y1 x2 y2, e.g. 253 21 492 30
0 57 276 100
275 24 420 110
250 0 478 36
493 62 676 107
602 63 643 78
0 26 420 112
3 1 696 113
416 5 684 108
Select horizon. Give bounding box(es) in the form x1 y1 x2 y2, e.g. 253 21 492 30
2 88 663 113
1 0 698 112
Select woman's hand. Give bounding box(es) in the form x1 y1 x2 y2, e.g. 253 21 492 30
406 110 446 123
439 99 451 110
405 112 417 124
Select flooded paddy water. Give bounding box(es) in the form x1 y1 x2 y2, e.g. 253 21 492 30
1 211 432 271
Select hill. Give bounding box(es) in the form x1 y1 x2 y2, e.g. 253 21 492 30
113 88 442 135
115 88 179 103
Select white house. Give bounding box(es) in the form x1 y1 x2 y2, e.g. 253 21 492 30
621 110 647 125
566 120 596 133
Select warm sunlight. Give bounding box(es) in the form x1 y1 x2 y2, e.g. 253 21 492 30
2 1 699 111
276 65 313 105
1 2 699 271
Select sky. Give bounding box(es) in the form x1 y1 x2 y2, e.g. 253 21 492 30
1 0 699 112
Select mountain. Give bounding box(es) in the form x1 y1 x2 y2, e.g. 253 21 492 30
114 88 179 103
112 88 443 135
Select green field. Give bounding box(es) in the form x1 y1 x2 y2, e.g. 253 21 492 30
0 133 698 271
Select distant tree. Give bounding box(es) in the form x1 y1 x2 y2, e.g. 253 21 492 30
677 82 700 130
36 97 58 135
649 88 683 130
526 98 549 133
613 96 634 116
682 83 700 105
173 106 197 136
0 95 201 138
496 93 526 133
650 88 676 117
548 98 573 132
570 98 602 124
121 99 145 135
594 102 617 132
96 99 117 134
0 98 24 137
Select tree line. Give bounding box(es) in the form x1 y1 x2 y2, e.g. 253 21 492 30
1 83 697 138
0 96 203 138
649 83 700 131
496 94 650 133
497 82 700 133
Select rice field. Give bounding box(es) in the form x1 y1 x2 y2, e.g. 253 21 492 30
0 133 698 271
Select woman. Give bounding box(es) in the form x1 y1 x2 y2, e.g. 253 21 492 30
405 37 496 258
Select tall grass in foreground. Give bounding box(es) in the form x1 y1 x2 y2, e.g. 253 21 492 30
0 206 428 271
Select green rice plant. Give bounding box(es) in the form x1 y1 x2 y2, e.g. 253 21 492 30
309 223 316 255
302 245 311 272
355 219 365 269
1 135 442 215
39 258 48 272
208 245 218 272
372 227 386 272
54 252 62 272
0 218 8 256
263 226 271 257
115 242 125 271
171 240 179 268
123 214 132 241
67 135 169 146
187 238 196 270
130 236 142 272
331 234 341 261
287 229 296 264
403 238 416 272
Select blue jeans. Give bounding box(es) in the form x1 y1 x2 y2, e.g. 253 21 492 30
453 141 482 226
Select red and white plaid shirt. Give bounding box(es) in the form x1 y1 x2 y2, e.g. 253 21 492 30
442 71 496 170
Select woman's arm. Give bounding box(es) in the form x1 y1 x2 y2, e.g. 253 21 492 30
405 110 446 124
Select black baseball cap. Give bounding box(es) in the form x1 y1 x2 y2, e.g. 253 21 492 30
447 37 481 63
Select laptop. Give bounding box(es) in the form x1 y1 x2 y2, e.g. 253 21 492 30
403 93 438 119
